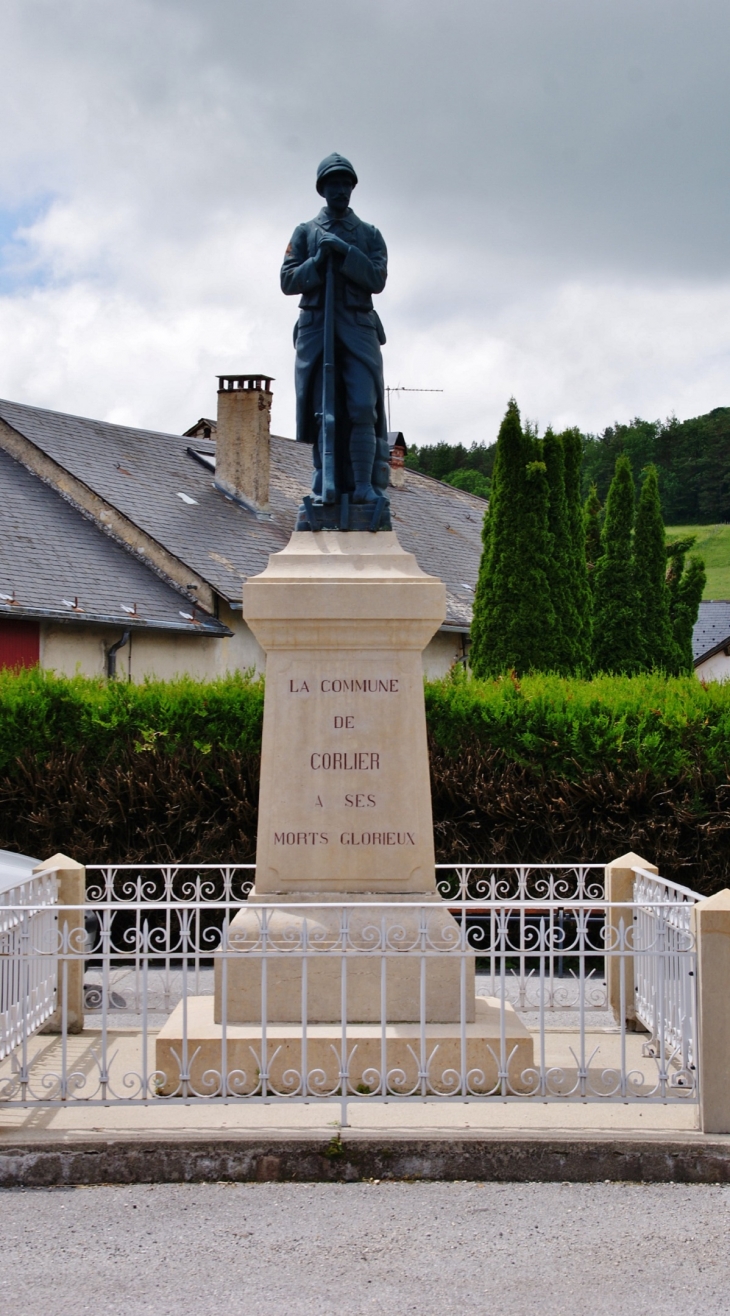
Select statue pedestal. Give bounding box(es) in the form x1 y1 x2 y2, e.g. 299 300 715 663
245 530 445 896
156 532 533 1092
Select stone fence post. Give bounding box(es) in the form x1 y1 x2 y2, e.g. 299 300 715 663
36 852 85 1035
604 850 657 1028
693 889 730 1134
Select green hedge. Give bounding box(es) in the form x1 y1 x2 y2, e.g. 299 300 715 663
0 667 265 772
425 669 730 781
424 671 730 895
1 668 729 893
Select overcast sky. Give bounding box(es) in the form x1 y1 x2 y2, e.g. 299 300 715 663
0 0 728 448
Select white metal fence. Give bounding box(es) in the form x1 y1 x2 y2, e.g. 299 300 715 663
0 866 58 1059
0 863 700 1121
632 866 699 1074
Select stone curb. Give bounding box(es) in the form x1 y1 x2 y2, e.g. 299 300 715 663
2 1133 730 1186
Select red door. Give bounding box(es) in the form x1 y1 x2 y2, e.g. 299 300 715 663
0 619 40 669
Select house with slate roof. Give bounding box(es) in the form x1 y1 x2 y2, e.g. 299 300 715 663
0 376 483 681
692 602 730 682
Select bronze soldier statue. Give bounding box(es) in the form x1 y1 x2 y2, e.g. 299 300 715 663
281 153 391 530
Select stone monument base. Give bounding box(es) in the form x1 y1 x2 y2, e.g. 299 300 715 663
214 893 475 1024
155 995 533 1097
244 530 445 896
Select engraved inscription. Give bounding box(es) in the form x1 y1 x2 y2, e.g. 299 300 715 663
340 832 415 846
274 670 418 861
274 831 329 845
320 678 399 693
310 752 380 770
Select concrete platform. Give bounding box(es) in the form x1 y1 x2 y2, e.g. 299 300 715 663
155 994 533 1096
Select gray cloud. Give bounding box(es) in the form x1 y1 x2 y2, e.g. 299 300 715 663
0 0 728 444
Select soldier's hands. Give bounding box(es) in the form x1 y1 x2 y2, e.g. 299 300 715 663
316 233 349 263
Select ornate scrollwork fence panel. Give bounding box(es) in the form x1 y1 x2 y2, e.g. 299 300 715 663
0 868 58 1059
0 863 700 1120
632 866 699 1073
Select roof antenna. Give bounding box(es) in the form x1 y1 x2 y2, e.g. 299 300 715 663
385 385 444 430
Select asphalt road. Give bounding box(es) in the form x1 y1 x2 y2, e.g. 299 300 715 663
2 1180 729 1315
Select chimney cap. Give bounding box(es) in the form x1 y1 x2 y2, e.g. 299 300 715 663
217 374 274 393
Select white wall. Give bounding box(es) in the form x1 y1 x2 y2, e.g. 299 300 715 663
41 623 109 678
40 614 463 682
422 630 466 679
40 612 265 682
128 605 265 680
695 651 730 683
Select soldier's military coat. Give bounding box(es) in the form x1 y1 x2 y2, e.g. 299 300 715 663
280 207 389 458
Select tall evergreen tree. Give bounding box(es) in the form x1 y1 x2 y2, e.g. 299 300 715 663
561 426 592 670
591 456 643 674
584 484 602 588
521 453 557 667
543 428 580 673
666 537 707 673
633 465 680 672
470 400 556 676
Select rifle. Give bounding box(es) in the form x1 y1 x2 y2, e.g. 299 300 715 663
320 252 337 505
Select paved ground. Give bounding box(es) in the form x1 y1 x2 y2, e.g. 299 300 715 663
2 1181 728 1315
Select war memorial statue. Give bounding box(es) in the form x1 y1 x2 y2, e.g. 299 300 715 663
157 165 531 1096
281 153 392 531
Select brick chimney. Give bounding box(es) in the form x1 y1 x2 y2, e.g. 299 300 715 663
215 374 273 512
388 431 407 489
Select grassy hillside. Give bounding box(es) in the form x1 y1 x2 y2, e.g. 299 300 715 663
665 524 730 599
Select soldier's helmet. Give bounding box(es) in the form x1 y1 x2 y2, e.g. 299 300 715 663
316 153 358 194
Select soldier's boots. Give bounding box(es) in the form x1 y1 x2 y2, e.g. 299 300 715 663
350 425 378 502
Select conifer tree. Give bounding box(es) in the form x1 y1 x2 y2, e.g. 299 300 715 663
561 427 592 670
543 428 580 673
521 453 557 667
584 484 602 588
591 456 642 674
666 537 706 673
633 465 680 672
470 400 556 676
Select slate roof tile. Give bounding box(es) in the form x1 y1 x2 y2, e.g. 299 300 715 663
0 446 229 635
0 397 486 628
